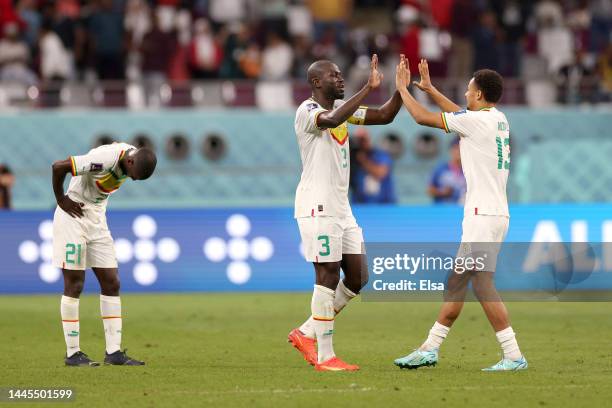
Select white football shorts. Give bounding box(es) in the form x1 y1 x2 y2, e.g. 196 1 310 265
297 215 364 263
52 206 118 270
456 214 509 273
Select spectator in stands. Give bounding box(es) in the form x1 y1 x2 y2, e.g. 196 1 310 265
0 164 14 209
259 0 289 36
598 43 612 101
125 0 152 49
39 19 73 81
140 12 177 81
495 0 530 77
51 0 81 76
429 137 466 204
558 49 595 104
307 0 352 47
209 0 248 27
86 0 125 80
472 10 500 72
536 6 574 74
350 128 396 204
292 34 314 78
448 0 477 79
16 0 40 50
589 0 612 53
260 30 293 80
189 19 222 79
0 22 37 85
219 23 254 78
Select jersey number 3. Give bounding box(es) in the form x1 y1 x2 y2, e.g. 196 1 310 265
496 136 510 170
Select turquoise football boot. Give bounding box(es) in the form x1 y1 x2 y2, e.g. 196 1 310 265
482 355 528 371
394 349 438 369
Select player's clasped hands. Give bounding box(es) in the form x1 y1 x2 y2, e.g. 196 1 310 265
57 195 84 218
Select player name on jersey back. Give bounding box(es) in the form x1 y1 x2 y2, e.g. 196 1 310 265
441 107 510 217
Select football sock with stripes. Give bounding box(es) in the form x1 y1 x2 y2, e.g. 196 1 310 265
311 285 336 363
100 295 122 354
61 295 80 357
299 279 357 339
496 326 522 360
420 321 450 351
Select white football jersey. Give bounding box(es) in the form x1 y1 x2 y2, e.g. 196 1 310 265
294 98 367 218
67 142 135 210
442 107 510 217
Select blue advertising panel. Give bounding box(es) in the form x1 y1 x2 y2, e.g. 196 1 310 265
0 204 611 294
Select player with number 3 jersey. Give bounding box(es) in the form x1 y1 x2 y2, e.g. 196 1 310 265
288 55 404 371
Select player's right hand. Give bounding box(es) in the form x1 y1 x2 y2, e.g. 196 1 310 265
367 54 383 89
413 58 433 92
58 195 84 218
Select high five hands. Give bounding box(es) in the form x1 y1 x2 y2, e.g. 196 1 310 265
395 54 410 90
396 56 433 92
367 54 383 89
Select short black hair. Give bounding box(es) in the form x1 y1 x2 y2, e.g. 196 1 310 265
134 147 157 180
473 69 504 103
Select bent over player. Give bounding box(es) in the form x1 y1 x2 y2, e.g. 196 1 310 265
52 142 156 366
289 54 403 371
393 58 527 371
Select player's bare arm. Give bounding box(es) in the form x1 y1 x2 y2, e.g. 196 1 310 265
395 57 446 130
52 159 83 218
412 59 461 113
316 54 383 129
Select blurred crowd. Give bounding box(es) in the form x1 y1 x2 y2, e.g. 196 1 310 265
0 0 609 100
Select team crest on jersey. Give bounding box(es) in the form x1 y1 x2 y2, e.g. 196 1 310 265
90 163 103 172
453 110 467 115
329 122 348 145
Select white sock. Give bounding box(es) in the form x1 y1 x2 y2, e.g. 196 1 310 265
333 279 357 314
496 326 522 360
299 280 358 339
311 285 335 363
100 295 122 354
61 295 80 357
420 321 450 351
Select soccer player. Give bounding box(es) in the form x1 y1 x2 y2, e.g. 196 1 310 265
289 54 404 371
392 58 528 371
51 142 157 366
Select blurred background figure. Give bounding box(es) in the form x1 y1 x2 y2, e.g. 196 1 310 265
350 128 396 205
428 137 466 205
39 19 73 81
85 0 125 80
189 19 222 79
0 164 14 209
0 22 37 85
260 30 293 81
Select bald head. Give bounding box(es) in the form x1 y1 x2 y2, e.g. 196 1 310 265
131 147 157 180
307 60 335 86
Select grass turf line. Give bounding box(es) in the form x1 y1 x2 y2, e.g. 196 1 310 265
0 293 610 407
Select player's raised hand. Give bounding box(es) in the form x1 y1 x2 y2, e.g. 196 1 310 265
367 54 383 89
413 58 433 92
58 195 84 218
395 54 410 90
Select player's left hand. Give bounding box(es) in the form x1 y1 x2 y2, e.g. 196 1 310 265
367 54 383 89
395 55 410 90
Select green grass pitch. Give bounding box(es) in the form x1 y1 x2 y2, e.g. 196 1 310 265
0 293 610 407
